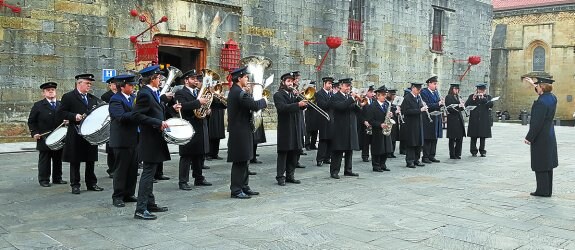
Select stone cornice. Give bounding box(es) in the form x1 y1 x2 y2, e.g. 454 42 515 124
494 4 575 18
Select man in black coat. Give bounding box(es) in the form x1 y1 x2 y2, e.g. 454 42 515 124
465 83 494 157
523 77 558 197
359 86 375 162
387 89 401 158
304 82 319 151
420 76 444 163
445 84 466 159
207 93 227 161
101 77 118 178
329 78 361 179
28 82 67 187
108 75 139 207
132 65 181 220
57 74 103 194
292 71 307 168
227 66 267 199
273 72 307 186
175 70 211 191
366 86 394 172
400 83 426 168
315 77 334 167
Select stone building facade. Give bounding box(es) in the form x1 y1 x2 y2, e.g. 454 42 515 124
491 0 575 121
0 0 492 140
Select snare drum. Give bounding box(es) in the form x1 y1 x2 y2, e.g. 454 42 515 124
45 127 68 151
79 104 111 145
163 118 195 145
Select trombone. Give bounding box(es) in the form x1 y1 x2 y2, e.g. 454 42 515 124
292 86 330 121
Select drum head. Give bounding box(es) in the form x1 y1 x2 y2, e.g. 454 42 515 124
45 127 67 145
80 105 110 135
165 118 194 139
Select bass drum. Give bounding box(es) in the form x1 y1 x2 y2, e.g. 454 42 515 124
45 126 68 151
163 118 195 145
79 104 111 145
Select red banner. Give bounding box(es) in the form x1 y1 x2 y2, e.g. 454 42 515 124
135 41 159 64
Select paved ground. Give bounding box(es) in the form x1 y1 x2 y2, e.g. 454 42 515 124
0 123 574 250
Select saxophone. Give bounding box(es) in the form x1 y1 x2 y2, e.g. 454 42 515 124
382 100 396 136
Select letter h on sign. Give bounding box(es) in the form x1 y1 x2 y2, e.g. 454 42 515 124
102 69 117 83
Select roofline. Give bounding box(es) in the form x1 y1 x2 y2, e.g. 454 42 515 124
494 0 575 11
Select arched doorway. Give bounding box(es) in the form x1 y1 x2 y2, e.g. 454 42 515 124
154 35 207 72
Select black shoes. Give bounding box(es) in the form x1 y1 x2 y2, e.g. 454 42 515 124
300 152 307 156
422 159 432 164
202 165 210 169
250 159 263 164
71 187 81 194
530 192 551 197
330 174 340 179
211 156 223 160
40 182 51 187
286 178 301 184
248 170 257 175
231 192 251 199
382 166 390 171
406 164 416 168
323 159 331 164
344 172 359 177
414 161 425 167
362 158 370 162
472 153 477 157
480 154 486 157
277 179 286 186
243 189 259 196
373 168 384 172
316 161 323 167
123 196 138 202
134 210 157 220
388 154 397 158
179 183 193 191
148 204 168 212
52 180 67 184
450 156 457 159
194 180 212 186
87 185 104 191
430 158 441 163
296 164 306 169
155 175 170 181
113 199 125 207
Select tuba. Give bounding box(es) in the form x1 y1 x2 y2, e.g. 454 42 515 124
159 66 183 96
239 56 273 131
382 100 396 136
193 69 220 119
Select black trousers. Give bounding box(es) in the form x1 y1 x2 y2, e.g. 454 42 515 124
423 139 438 160
470 137 486 155
535 170 553 196
277 150 298 181
399 140 406 154
330 150 353 175
106 145 115 175
362 135 372 159
230 161 251 195
178 154 205 184
252 144 258 160
154 162 164 179
136 162 159 213
69 161 97 188
112 147 138 200
305 130 318 148
405 146 422 165
389 140 397 156
38 149 63 184
316 139 331 162
372 154 388 169
448 138 463 157
208 139 221 158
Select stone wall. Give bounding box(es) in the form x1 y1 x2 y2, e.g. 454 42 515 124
0 0 492 139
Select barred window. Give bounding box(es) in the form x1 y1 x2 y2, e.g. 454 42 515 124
533 46 545 72
348 0 365 41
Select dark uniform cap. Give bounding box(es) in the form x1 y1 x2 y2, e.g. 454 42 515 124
475 83 487 89
535 77 555 84
309 81 316 85
338 78 353 84
322 76 335 83
40 82 57 89
105 76 116 84
139 65 163 77
368 85 375 91
291 71 301 77
411 82 424 88
281 72 296 81
332 81 340 88
75 73 95 81
450 83 460 88
387 89 397 94
181 69 197 79
374 85 388 93
426 76 438 84
115 74 137 85
231 66 249 78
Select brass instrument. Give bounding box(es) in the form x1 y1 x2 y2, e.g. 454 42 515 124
159 66 183 96
420 99 433 123
193 69 220 119
211 83 227 106
293 86 330 121
382 100 396 136
240 55 273 131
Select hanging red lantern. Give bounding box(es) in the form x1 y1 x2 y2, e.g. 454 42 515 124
129 9 138 17
468 56 481 65
220 39 241 72
326 36 342 49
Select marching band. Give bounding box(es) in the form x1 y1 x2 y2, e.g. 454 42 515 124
28 60 508 220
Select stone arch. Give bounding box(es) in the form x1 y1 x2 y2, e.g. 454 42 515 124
524 40 550 73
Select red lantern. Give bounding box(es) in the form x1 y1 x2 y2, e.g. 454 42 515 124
129 9 138 17
326 36 342 49
220 39 241 72
468 56 481 65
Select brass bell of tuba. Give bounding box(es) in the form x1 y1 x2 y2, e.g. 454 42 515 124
159 66 183 96
239 55 273 131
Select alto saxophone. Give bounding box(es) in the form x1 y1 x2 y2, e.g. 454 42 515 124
382 101 396 136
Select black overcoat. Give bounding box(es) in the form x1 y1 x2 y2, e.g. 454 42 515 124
108 93 138 148
329 92 360 151
208 98 226 140
274 90 304 151
399 93 424 147
227 84 267 162
132 86 171 163
445 94 466 138
101 90 114 103
465 94 493 138
57 89 101 162
28 99 63 151
525 92 558 172
175 87 209 156
366 101 393 155
315 88 332 140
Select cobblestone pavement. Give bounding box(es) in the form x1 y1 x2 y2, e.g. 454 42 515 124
1 123 574 250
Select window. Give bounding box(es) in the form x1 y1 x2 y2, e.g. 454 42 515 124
350 49 358 68
533 46 545 72
348 0 364 41
431 8 444 52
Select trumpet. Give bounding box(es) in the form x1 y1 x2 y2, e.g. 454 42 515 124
291 86 330 121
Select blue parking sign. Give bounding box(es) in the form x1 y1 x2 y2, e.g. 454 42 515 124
102 69 117 83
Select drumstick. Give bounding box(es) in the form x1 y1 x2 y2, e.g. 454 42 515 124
38 121 67 137
177 100 182 119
